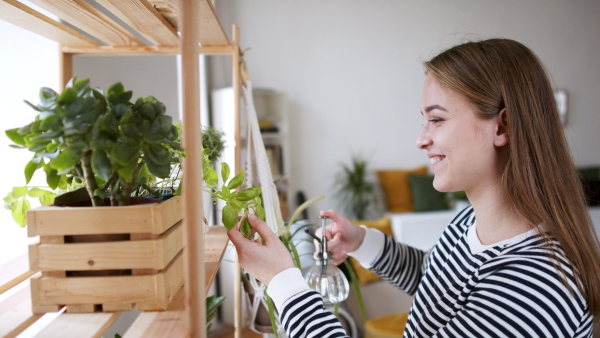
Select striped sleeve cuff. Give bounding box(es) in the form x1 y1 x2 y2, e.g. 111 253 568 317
349 225 385 269
267 267 311 312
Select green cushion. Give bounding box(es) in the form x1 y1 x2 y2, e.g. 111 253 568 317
408 174 449 212
578 167 600 180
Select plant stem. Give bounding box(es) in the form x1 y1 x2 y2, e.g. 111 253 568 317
120 162 143 205
81 150 104 206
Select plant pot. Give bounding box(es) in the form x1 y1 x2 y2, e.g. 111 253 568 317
27 196 184 313
242 275 277 333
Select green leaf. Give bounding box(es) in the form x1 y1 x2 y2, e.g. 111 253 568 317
117 159 138 183
147 115 172 140
44 166 60 190
236 187 261 201
139 102 156 121
49 148 79 171
255 204 266 221
11 186 28 199
6 128 26 146
206 295 225 324
222 204 237 230
91 149 113 182
220 162 230 183
227 169 244 190
287 195 325 232
64 97 84 117
24 160 42 184
265 294 279 338
112 103 131 119
57 87 77 104
204 165 218 188
44 142 59 155
240 216 252 238
110 140 140 166
72 78 90 94
107 82 125 96
57 174 68 190
143 144 170 178
40 114 62 131
221 185 230 198
3 191 17 204
11 198 30 227
27 188 57 206
344 259 367 322
39 87 57 106
119 91 133 104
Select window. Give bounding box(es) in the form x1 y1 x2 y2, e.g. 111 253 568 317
0 20 59 265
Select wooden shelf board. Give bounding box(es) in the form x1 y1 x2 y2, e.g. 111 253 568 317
0 285 43 338
0 0 99 47
33 311 121 338
28 0 144 46
0 253 35 296
3 0 231 50
94 0 179 46
124 226 229 338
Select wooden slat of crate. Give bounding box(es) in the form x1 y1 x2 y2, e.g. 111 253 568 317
0 253 35 295
0 285 43 338
27 196 182 237
124 226 228 337
31 250 184 313
30 221 183 271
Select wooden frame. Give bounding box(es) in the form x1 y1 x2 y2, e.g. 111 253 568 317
0 0 242 337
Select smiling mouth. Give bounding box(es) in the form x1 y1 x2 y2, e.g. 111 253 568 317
430 156 445 165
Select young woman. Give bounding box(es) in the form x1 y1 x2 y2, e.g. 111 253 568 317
228 38 600 337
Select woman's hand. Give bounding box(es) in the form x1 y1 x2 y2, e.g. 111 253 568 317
227 214 294 286
319 209 366 265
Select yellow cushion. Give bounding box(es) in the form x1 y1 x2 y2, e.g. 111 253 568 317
365 312 409 338
377 166 428 212
349 218 393 285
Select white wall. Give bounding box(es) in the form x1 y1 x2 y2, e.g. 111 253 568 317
212 0 600 216
72 55 180 121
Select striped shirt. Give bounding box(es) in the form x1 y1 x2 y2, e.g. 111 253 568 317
268 206 593 337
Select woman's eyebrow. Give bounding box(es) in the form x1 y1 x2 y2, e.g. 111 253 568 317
424 105 447 113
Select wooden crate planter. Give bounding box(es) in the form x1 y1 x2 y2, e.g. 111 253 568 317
27 196 184 314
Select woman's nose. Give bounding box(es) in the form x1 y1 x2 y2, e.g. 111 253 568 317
416 125 431 149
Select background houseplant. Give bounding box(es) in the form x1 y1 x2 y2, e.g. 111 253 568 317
333 154 381 220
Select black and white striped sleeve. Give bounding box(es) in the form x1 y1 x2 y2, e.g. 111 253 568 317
368 233 427 295
268 268 349 338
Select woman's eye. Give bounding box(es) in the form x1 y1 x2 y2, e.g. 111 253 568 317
429 118 443 124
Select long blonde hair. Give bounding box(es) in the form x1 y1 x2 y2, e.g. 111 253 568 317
424 38 600 315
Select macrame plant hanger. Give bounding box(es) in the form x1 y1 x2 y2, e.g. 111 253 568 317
239 57 286 335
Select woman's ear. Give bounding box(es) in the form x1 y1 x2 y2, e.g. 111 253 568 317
494 108 509 147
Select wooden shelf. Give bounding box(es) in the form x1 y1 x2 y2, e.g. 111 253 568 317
0 0 241 335
0 0 229 51
0 226 229 338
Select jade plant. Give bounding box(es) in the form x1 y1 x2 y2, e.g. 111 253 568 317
5 77 180 207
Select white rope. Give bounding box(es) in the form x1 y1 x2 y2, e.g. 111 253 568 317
241 81 286 335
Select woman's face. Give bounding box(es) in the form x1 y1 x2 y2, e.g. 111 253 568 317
416 75 505 196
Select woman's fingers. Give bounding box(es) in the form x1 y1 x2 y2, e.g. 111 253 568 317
247 214 278 243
